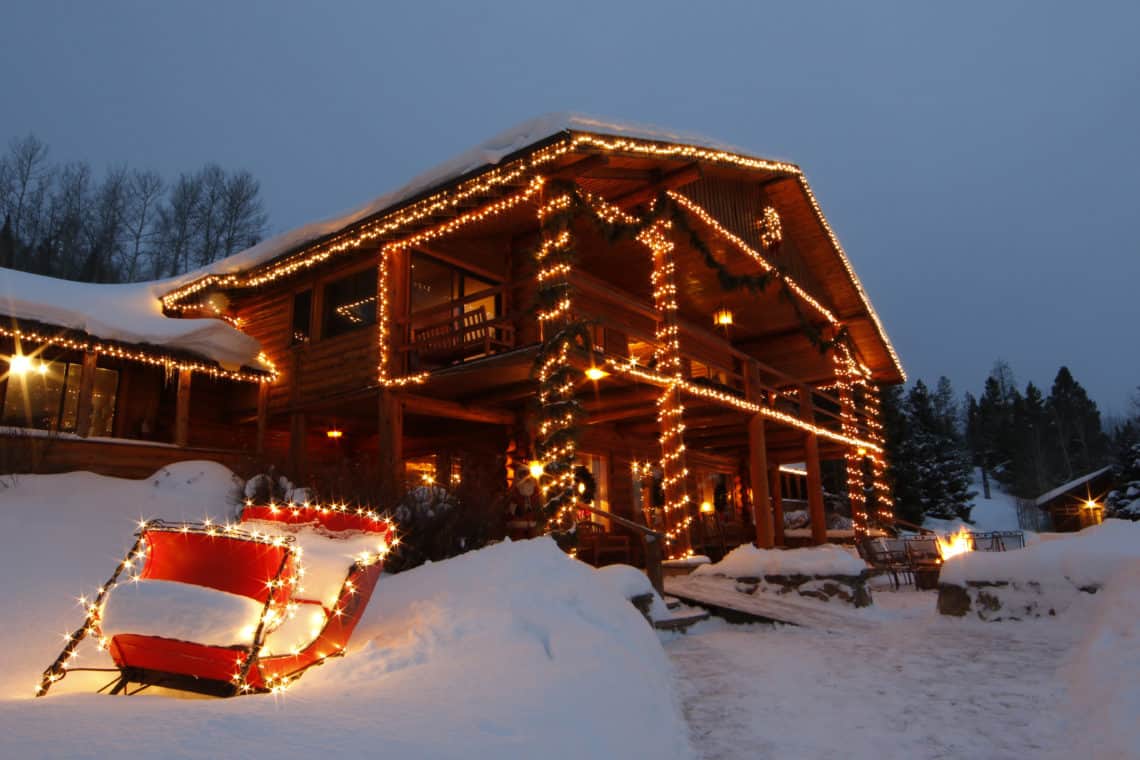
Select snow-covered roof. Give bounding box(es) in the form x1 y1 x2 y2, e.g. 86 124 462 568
168 113 762 285
0 267 264 370
1034 466 1114 508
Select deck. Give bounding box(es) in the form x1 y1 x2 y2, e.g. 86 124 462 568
664 574 879 630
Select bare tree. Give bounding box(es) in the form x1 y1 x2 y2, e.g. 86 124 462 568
192 164 226 268
155 172 202 277
0 135 50 242
220 169 267 257
121 169 164 281
81 165 129 282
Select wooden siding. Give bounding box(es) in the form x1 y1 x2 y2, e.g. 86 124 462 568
0 433 258 480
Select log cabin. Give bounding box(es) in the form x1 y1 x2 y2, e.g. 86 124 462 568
0 115 905 560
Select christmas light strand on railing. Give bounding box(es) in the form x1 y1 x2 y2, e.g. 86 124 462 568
604 357 883 454
0 324 275 384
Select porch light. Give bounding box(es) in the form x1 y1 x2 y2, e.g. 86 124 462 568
713 307 734 327
1084 499 1100 510
528 460 545 479
700 500 715 514
585 366 608 381
8 354 31 375
326 428 343 440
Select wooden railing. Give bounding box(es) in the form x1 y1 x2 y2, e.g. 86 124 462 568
576 503 667 594
396 285 516 368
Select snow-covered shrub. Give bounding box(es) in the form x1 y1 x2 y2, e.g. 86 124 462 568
386 485 491 573
1106 442 1140 520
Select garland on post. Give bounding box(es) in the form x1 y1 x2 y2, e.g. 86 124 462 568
530 180 877 543
532 181 590 530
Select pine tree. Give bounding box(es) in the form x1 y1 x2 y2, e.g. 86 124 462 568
973 362 1021 489
883 379 975 524
1007 382 1051 497
881 384 924 525
1047 366 1108 480
1107 392 1140 519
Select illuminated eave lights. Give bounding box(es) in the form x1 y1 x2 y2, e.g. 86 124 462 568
155 130 904 383
0 323 275 384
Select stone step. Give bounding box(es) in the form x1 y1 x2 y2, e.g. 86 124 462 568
653 607 710 632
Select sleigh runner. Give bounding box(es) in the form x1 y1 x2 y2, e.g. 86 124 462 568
38 503 395 697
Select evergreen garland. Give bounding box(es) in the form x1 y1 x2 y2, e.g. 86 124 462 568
530 181 863 527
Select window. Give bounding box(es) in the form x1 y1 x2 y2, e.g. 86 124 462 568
291 290 312 345
410 253 499 319
2 359 118 435
322 268 376 339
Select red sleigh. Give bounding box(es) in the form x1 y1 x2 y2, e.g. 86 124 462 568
38 503 394 697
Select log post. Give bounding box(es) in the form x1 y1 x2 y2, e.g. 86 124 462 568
255 382 269 456
73 351 98 437
377 390 403 506
288 412 307 482
745 363 773 548
643 534 664 595
799 385 827 545
769 463 785 546
174 368 191 447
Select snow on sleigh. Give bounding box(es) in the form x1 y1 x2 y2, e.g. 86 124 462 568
37 502 396 698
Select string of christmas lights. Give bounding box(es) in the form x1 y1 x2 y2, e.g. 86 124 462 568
640 220 695 556
156 130 902 384
0 324 275 384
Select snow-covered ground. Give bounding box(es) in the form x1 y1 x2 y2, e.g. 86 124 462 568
2 463 1137 759
666 521 1140 760
926 467 1022 533
666 592 1079 760
0 463 692 759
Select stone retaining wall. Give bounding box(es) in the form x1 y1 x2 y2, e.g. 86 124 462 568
938 580 1100 621
730 572 872 608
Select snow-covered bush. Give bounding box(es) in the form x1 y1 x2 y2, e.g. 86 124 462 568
386 485 492 572
1106 441 1140 520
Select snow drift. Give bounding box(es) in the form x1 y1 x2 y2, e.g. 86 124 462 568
693 542 867 578
0 463 692 759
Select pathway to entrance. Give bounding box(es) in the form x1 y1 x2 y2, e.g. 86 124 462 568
664 590 1080 760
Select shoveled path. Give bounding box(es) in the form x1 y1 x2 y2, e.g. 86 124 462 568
663 589 1080 760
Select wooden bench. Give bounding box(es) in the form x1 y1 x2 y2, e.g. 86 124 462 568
412 305 515 366
411 306 512 366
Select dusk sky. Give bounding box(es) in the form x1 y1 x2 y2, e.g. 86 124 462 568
4 1 1137 414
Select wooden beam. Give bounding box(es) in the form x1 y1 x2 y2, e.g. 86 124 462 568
799 385 827 545
174 368 191 447
73 351 98 437
612 164 702 209
549 154 609 180
400 393 515 426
